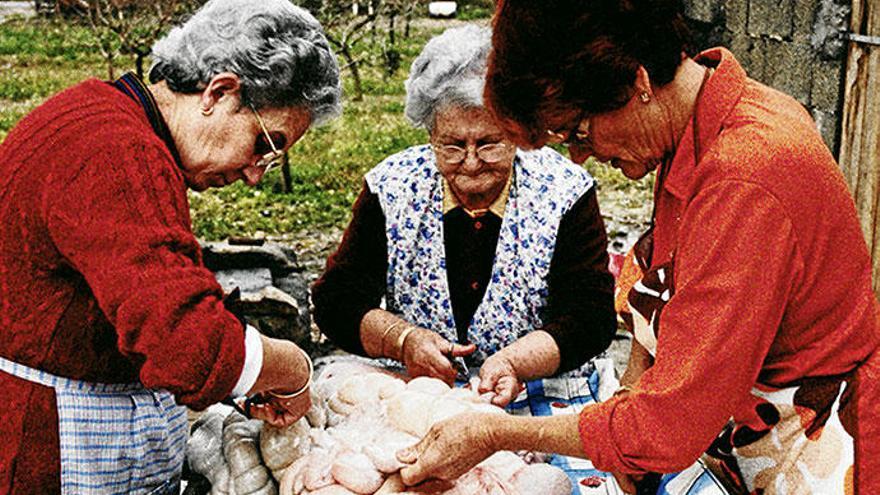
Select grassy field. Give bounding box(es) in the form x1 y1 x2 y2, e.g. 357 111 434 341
0 13 652 243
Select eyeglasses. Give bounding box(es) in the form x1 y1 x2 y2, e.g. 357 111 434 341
250 104 286 174
432 142 512 164
546 115 591 148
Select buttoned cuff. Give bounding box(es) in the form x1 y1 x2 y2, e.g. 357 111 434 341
229 325 263 397
577 398 641 475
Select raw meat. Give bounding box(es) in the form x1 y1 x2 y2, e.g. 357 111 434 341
193 359 572 495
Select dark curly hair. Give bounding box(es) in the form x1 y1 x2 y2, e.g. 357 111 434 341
485 0 692 147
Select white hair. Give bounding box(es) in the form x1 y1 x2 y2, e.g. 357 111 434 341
405 25 491 131
150 0 341 125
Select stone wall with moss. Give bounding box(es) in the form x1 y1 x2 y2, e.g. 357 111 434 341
683 0 850 152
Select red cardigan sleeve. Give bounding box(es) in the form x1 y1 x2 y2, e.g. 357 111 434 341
45 135 245 410
578 180 801 474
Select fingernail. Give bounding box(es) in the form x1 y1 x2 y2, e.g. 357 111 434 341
397 447 414 462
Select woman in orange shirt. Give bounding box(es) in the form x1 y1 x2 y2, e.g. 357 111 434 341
396 1 880 493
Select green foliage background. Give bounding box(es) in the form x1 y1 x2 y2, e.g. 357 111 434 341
0 10 650 241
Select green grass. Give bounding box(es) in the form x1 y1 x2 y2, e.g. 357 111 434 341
457 4 493 21
0 17 97 58
0 17 129 140
0 15 650 241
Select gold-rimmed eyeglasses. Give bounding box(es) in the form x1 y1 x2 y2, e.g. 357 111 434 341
249 104 286 174
432 142 512 164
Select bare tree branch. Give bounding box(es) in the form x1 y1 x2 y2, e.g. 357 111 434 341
79 0 200 79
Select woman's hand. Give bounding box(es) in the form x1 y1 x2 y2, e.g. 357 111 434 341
611 472 640 494
478 353 521 407
246 336 313 427
249 389 312 428
397 412 498 485
402 328 475 385
619 338 653 388
476 332 561 406
359 310 475 384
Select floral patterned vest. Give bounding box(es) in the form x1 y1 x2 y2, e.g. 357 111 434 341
365 145 594 364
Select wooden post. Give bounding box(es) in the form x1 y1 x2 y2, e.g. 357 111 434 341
838 0 880 296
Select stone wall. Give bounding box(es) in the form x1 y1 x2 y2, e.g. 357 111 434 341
683 0 851 151
200 240 336 356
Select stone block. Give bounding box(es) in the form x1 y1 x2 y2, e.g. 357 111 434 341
793 0 820 37
748 0 794 38
684 0 719 23
730 35 766 81
762 40 813 103
689 18 730 50
201 240 300 277
723 0 749 31
275 271 313 340
214 268 274 294
810 58 844 110
811 107 840 152
201 240 313 347
809 0 850 59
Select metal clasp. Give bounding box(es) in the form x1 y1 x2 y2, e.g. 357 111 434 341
844 32 880 46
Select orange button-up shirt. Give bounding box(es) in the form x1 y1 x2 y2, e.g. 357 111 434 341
578 47 879 490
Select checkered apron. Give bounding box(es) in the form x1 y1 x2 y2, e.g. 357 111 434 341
0 356 187 494
508 359 730 495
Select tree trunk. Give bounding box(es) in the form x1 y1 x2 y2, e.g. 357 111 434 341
135 53 145 80
340 45 364 101
404 1 415 39
281 153 292 194
388 11 396 46
105 52 115 80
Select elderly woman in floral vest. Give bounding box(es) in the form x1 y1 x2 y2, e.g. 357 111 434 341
313 25 616 407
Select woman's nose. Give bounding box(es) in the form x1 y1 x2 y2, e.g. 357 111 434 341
568 143 594 164
460 149 482 171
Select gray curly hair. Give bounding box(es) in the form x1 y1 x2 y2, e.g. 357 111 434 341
405 25 491 131
149 0 342 125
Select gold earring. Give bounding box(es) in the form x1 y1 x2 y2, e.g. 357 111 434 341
639 92 651 104
200 106 214 116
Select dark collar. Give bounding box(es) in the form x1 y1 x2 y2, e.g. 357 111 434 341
113 72 184 169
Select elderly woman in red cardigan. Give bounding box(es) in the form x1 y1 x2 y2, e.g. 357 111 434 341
396 1 880 494
0 0 340 492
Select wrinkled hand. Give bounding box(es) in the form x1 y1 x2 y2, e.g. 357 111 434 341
397 412 497 485
402 328 475 385
478 353 521 407
249 388 311 428
611 471 640 494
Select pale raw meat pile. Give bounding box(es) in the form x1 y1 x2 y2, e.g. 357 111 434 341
187 360 572 495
